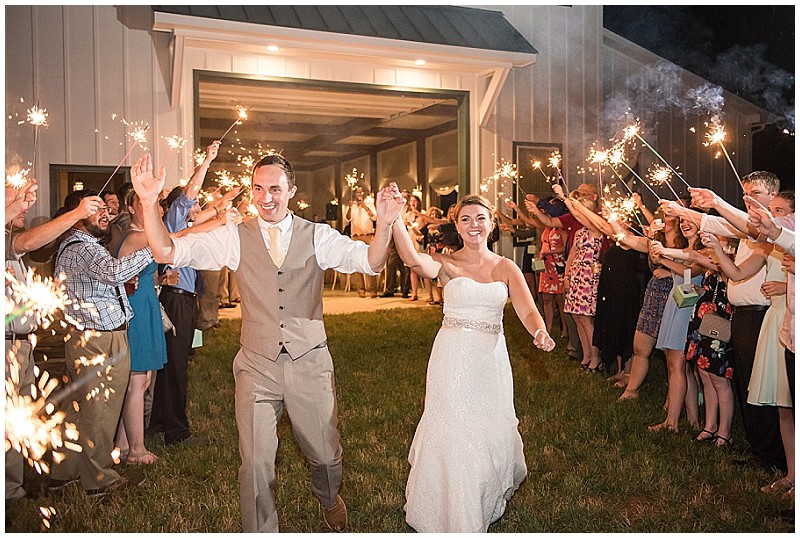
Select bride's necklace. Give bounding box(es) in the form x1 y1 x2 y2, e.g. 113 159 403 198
129 224 145 232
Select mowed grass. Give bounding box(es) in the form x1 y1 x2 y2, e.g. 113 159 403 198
5 305 793 532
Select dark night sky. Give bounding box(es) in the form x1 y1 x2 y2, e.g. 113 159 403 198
603 5 795 181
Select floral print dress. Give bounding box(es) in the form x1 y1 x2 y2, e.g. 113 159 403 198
538 227 567 294
563 227 603 317
684 272 733 379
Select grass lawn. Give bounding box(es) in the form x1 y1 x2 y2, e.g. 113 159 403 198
5 305 793 532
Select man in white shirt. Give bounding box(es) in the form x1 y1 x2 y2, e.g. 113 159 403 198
662 171 786 473
344 186 379 298
130 153 404 532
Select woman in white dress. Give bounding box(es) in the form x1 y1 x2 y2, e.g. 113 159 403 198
391 194 556 532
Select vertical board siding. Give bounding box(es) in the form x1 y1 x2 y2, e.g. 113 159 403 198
7 5 764 225
65 6 98 165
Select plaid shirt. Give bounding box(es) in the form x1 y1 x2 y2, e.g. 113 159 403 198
55 229 153 331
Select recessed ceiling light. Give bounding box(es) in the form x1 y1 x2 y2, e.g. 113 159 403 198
415 59 426 66
267 45 280 52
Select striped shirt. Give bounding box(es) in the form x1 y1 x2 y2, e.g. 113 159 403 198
55 229 153 331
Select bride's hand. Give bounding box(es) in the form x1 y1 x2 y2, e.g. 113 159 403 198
533 328 555 352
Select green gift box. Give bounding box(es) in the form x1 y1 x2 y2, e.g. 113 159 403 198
192 328 203 348
672 283 699 308
532 258 546 272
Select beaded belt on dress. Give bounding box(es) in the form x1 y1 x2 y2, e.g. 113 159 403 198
441 315 502 334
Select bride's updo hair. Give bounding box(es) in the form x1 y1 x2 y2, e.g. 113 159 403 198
454 194 495 223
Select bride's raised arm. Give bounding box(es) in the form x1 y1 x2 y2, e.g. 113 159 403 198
503 258 555 351
392 218 442 280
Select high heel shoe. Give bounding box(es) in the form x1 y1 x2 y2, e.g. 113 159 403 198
587 362 605 374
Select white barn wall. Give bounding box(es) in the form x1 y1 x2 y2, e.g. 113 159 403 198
6 5 769 235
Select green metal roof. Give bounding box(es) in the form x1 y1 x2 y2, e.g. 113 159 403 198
151 5 537 55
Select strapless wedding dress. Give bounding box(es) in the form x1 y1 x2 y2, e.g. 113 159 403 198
404 277 527 532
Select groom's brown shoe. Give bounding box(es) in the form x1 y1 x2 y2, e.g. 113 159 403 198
322 495 347 531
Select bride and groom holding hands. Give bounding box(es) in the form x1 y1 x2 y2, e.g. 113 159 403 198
130 152 555 533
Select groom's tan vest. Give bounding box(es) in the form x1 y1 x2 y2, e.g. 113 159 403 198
235 216 326 361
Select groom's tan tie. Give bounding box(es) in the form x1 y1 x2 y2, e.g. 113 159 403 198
267 226 285 267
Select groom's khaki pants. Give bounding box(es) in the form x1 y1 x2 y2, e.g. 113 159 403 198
233 345 342 532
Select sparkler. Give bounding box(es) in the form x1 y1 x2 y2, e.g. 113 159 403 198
6 168 31 189
588 147 609 196
647 164 683 202
607 146 660 200
27 103 48 173
703 121 744 190
531 160 552 183
219 106 250 142
160 134 187 170
624 123 691 190
99 122 150 193
345 168 363 205
5 269 84 330
547 151 569 192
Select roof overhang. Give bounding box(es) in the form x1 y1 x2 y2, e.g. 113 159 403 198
153 11 537 76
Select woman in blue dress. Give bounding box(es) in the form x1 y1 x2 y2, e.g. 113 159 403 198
114 191 168 464
648 216 708 433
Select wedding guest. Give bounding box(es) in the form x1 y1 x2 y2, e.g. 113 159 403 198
345 186 379 298
647 216 706 433
665 172 787 472
49 190 151 497
112 190 168 465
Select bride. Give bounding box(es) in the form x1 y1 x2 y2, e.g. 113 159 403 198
391 194 556 532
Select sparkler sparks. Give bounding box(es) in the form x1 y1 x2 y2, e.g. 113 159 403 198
647 164 682 202
6 168 30 189
26 105 48 128
547 150 569 192
5 270 83 331
219 105 251 142
162 135 187 151
703 119 744 190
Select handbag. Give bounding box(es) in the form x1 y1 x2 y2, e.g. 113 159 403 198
160 302 176 335
697 280 731 343
156 287 176 335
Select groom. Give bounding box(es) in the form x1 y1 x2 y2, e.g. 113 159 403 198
131 152 404 532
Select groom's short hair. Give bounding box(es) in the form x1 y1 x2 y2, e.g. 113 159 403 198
253 153 295 189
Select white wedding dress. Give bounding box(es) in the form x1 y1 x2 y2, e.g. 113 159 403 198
404 277 527 533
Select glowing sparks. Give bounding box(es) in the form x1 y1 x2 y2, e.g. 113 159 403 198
548 151 562 171
296 200 309 211
6 168 30 189
194 148 207 166
704 122 727 146
622 123 640 141
5 347 80 476
648 164 672 186
345 168 363 189
238 154 256 172
5 270 82 330
220 105 251 141
26 106 48 127
214 170 237 190
162 135 187 151
122 121 149 150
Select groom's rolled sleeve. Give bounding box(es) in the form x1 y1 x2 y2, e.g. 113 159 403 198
314 224 376 275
